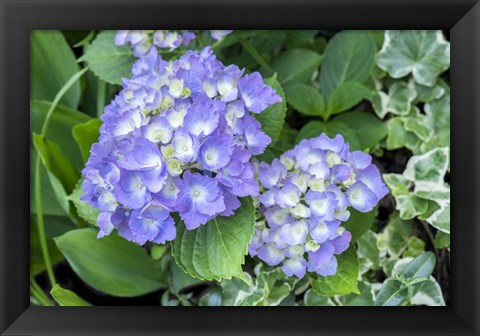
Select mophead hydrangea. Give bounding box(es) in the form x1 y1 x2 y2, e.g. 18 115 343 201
81 46 281 245
249 134 388 278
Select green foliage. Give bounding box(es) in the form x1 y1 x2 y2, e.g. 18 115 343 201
83 30 137 85
255 75 287 145
67 179 99 226
343 208 376 243
171 197 255 283
72 119 102 163
31 31 81 108
50 285 91 306
55 228 166 297
311 247 359 296
377 30 450 87
271 49 323 86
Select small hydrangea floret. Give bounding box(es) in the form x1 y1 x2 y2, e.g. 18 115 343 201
116 30 233 56
82 46 281 244
249 134 388 278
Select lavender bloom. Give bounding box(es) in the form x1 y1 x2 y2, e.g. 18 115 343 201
82 46 281 244
249 133 388 278
116 30 234 55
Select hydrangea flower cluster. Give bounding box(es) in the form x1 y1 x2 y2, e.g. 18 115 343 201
249 134 388 278
115 30 233 56
81 46 281 245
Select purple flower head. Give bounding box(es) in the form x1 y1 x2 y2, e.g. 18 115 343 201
249 133 387 277
83 46 281 243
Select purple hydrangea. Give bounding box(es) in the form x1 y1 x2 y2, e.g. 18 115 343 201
249 134 388 278
116 30 233 56
82 46 281 245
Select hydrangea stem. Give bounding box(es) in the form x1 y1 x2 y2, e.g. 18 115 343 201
34 66 90 288
30 276 53 306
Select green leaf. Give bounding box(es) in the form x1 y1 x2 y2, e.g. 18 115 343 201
221 273 264 306
169 260 205 294
30 219 65 275
414 82 446 103
403 116 434 142
33 134 79 194
304 288 335 306
256 268 292 306
377 30 450 87
403 147 449 184
343 208 376 243
84 30 136 85
55 228 165 297
320 30 376 97
72 119 102 163
326 81 373 116
434 231 450 249
311 246 359 296
396 194 429 220
385 117 419 151
255 74 286 145
375 279 408 306
285 84 325 116
403 236 426 258
31 100 90 171
427 203 450 234
50 285 91 306
371 80 417 119
383 173 412 196
382 213 412 257
421 94 450 153
401 252 436 281
411 278 446 306
274 123 298 152
67 179 99 226
333 111 387 150
336 281 375 306
271 49 323 85
171 197 255 283
30 31 81 108
296 120 361 151
199 287 223 306
356 230 380 271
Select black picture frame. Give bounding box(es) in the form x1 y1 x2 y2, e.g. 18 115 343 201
1 0 478 335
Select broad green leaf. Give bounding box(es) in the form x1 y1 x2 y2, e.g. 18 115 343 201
326 81 373 116
274 123 298 152
371 80 417 119
403 147 449 184
84 30 136 85
375 279 408 306
33 134 79 195
55 228 165 297
385 117 419 151
30 31 81 108
67 179 99 226
401 252 436 281
285 30 320 50
50 285 91 306
255 75 286 145
403 236 426 258
304 288 335 306
311 246 359 296
356 230 380 271
171 197 255 283
271 49 323 85
336 281 375 306
296 120 362 151
411 278 446 306
320 30 376 97
285 84 325 116
427 203 450 234
256 147 283 164
72 119 102 163
333 111 387 150
377 30 450 87
31 100 90 171
343 208 376 243
169 260 206 294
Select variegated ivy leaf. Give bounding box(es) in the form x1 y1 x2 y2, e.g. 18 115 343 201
396 194 429 220
371 79 417 119
411 277 446 306
403 147 449 184
414 81 446 103
421 94 450 153
403 113 434 142
377 30 450 87
427 202 450 234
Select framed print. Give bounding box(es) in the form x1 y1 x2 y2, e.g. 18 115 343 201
1 0 479 335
